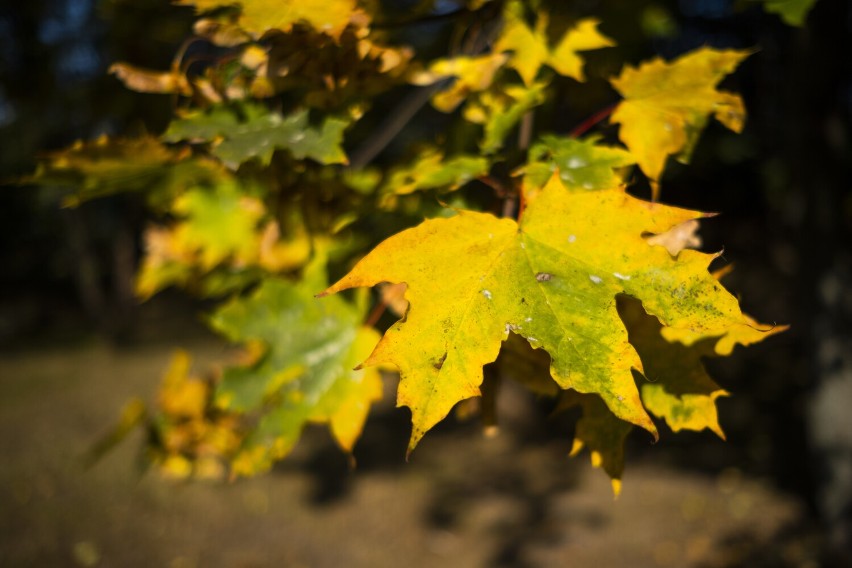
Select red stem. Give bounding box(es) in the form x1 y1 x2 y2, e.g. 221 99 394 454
365 300 387 328
568 103 617 138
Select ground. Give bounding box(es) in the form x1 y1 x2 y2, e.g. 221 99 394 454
0 309 828 568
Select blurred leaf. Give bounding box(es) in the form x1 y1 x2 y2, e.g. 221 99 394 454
177 0 362 39
109 62 192 96
761 0 818 26
150 350 243 480
27 135 225 208
410 53 509 113
382 149 489 197
464 82 547 153
210 254 382 475
164 103 350 169
171 181 266 270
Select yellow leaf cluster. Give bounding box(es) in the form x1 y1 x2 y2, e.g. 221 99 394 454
154 351 243 480
136 185 310 299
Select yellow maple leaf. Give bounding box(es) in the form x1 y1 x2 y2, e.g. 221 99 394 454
177 0 360 39
494 1 614 85
610 47 751 193
410 53 509 112
321 174 758 453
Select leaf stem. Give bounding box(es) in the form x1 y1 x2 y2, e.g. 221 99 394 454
569 103 617 138
364 299 387 328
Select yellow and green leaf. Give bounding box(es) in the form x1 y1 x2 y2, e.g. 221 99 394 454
209 255 382 475
382 149 489 197
27 135 224 209
521 134 635 193
321 174 758 453
464 82 547 153
164 103 349 169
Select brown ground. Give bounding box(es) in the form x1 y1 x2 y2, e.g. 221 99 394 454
0 328 827 567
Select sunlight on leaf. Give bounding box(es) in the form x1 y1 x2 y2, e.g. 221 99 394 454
610 47 751 193
321 174 762 453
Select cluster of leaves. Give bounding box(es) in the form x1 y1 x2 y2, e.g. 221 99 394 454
31 0 810 490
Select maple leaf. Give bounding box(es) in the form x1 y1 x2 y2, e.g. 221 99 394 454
210 255 382 475
150 350 243 480
494 1 614 85
410 53 510 113
619 296 728 439
321 174 757 453
610 47 751 193
761 0 818 26
382 149 489 197
464 82 547 153
170 180 265 271
27 135 224 208
177 0 361 39
521 134 636 193
561 390 632 495
135 180 264 297
163 103 349 169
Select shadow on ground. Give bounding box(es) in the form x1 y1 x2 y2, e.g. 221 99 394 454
0 326 836 567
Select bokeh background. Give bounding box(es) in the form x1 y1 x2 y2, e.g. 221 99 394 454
1 0 851 566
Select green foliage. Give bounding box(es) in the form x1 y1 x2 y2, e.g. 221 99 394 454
28 0 803 487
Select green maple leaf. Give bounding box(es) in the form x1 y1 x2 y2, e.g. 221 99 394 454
464 82 547 154
321 174 765 453
522 134 636 192
164 103 349 169
209 255 381 475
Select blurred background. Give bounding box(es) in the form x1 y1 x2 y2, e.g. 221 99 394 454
1 0 851 566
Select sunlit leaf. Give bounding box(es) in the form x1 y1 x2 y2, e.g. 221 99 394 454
521 134 635 193
410 53 509 112
610 47 751 192
321 174 761 453
494 1 614 85
177 0 361 39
